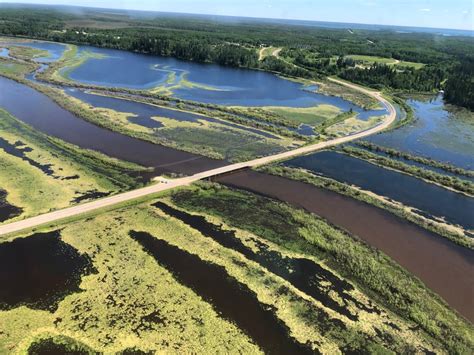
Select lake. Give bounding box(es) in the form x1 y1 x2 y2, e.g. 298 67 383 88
62 45 387 117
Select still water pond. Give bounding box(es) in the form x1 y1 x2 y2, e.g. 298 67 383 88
66 89 279 138
284 150 474 230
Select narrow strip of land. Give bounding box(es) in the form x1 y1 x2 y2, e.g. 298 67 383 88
0 79 396 236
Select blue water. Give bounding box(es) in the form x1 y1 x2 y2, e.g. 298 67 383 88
0 48 9 58
65 45 388 116
366 95 474 170
9 41 66 62
66 89 279 139
284 150 474 230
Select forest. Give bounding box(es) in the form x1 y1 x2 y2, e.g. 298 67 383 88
0 5 472 109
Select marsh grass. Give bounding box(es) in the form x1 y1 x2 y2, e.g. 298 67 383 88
0 109 147 222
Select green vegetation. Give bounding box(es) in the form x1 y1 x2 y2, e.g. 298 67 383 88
339 63 445 92
258 46 282 61
4 185 472 353
0 57 35 77
444 57 474 110
345 55 425 69
315 79 379 109
386 95 415 130
6 45 50 60
0 202 259 353
258 164 472 248
263 104 341 125
171 184 473 353
325 115 384 137
57 90 297 162
341 145 474 195
355 141 474 178
0 108 148 222
1 5 473 107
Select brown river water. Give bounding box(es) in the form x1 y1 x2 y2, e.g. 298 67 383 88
216 170 474 322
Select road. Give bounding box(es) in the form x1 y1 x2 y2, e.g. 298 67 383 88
0 78 396 236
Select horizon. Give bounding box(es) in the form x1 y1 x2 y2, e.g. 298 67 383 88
1 0 473 32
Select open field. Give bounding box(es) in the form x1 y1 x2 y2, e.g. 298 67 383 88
2 184 472 353
325 115 385 137
345 55 425 69
0 109 148 223
314 79 380 109
258 46 282 61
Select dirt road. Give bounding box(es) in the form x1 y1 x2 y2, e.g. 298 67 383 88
0 79 396 236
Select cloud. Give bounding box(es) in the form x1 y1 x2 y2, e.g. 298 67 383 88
419 8 431 12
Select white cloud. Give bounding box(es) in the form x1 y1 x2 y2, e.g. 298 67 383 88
419 8 431 12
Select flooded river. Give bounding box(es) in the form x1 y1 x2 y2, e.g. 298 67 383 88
0 76 226 175
216 170 474 322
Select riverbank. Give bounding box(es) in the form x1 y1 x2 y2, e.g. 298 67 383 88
214 170 474 324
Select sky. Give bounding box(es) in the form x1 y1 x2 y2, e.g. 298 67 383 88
3 0 473 31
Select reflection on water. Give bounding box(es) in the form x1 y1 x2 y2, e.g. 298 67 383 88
0 76 226 175
0 230 93 311
284 150 474 230
65 45 387 117
215 169 474 321
367 95 474 169
66 89 279 139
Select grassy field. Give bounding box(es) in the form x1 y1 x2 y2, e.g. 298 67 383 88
0 58 36 77
258 46 282 61
262 104 341 125
7 45 50 60
325 115 385 137
3 184 472 353
0 109 148 223
345 55 425 69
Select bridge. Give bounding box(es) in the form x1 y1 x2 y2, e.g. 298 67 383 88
0 78 396 236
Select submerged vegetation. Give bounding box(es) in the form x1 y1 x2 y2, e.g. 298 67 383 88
1 5 473 109
341 145 474 195
0 108 147 222
355 141 474 178
1 184 472 353
171 184 473 353
0 6 472 354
